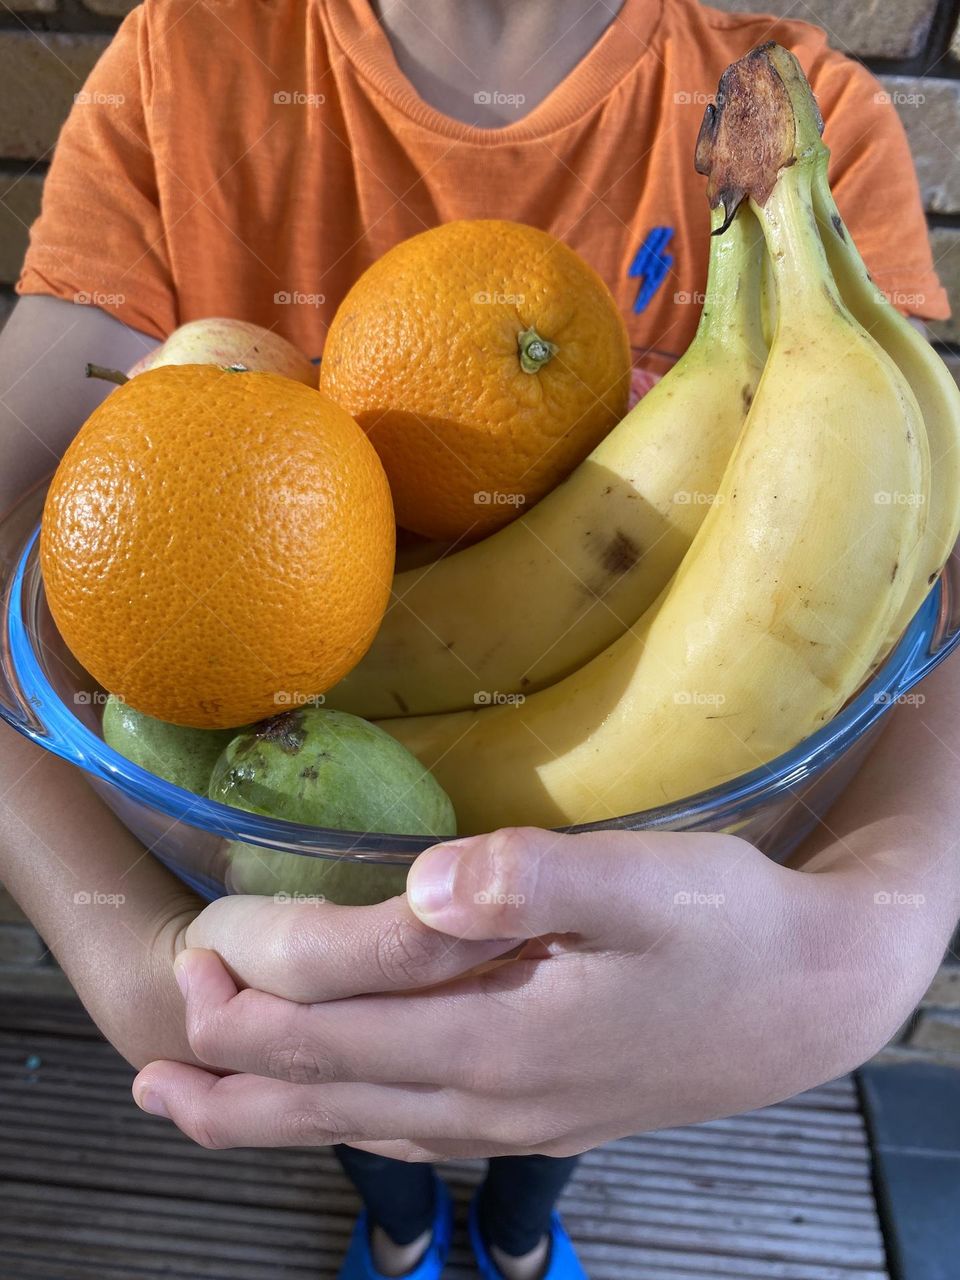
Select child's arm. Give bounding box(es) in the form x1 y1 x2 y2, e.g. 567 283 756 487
0 295 202 1068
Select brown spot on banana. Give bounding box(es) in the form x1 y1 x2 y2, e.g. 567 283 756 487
600 530 642 576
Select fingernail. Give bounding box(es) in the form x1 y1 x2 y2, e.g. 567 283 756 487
409 842 462 915
173 954 191 1000
136 1089 170 1119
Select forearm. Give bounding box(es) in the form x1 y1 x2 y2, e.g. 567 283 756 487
0 726 202 1067
0 295 158 511
790 649 960 1002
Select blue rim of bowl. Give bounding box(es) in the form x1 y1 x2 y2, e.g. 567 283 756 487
4 523 958 863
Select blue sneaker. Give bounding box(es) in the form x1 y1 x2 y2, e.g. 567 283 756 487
337 1175 453 1279
468 1195 587 1279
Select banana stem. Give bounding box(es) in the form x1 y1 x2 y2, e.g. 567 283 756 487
697 203 766 356
751 161 844 324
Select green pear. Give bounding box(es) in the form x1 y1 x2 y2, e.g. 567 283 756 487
102 694 235 794
210 707 456 905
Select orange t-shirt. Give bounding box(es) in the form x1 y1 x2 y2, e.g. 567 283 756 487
17 0 949 376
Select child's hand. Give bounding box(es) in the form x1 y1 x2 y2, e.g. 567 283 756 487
132 826 943 1157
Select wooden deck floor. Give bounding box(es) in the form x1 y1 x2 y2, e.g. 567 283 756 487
0 994 889 1280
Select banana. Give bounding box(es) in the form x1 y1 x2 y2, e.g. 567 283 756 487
812 157 960 652
375 46 929 835
327 204 767 719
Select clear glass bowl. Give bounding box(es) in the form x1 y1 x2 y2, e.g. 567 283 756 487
3 479 959 900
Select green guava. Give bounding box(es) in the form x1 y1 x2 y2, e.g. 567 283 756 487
209 707 457 905
223 843 410 905
101 694 236 794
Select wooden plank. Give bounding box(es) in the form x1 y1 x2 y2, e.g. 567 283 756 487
540 1180 880 1226
0 1178 881 1254
0 1240 333 1280
0 889 30 923
548 1241 888 1280
698 1108 867 1136
0 992 89 1032
0 1099 874 1175
580 1146 873 1193
554 1216 884 1268
617 1127 873 1163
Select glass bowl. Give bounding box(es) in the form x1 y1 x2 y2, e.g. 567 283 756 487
3 479 959 901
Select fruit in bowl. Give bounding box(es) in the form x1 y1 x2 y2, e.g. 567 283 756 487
209 707 456 836
41 364 395 728
126 316 317 386
29 45 960 870
103 698 455 904
320 218 631 541
210 707 455 902
102 694 236 795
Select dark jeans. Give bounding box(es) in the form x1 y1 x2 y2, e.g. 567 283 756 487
334 1145 580 1256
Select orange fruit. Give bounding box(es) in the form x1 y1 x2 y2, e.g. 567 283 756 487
41 365 394 729
320 219 631 541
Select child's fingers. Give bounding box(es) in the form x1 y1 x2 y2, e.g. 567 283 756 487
182 893 518 1003
130 1067 511 1151
407 826 757 943
169 952 540 1088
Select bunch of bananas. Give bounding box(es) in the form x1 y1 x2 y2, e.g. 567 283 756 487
329 44 960 835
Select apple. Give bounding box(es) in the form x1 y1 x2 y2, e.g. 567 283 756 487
127 317 318 386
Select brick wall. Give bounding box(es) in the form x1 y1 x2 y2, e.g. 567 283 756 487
0 1 959 1059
